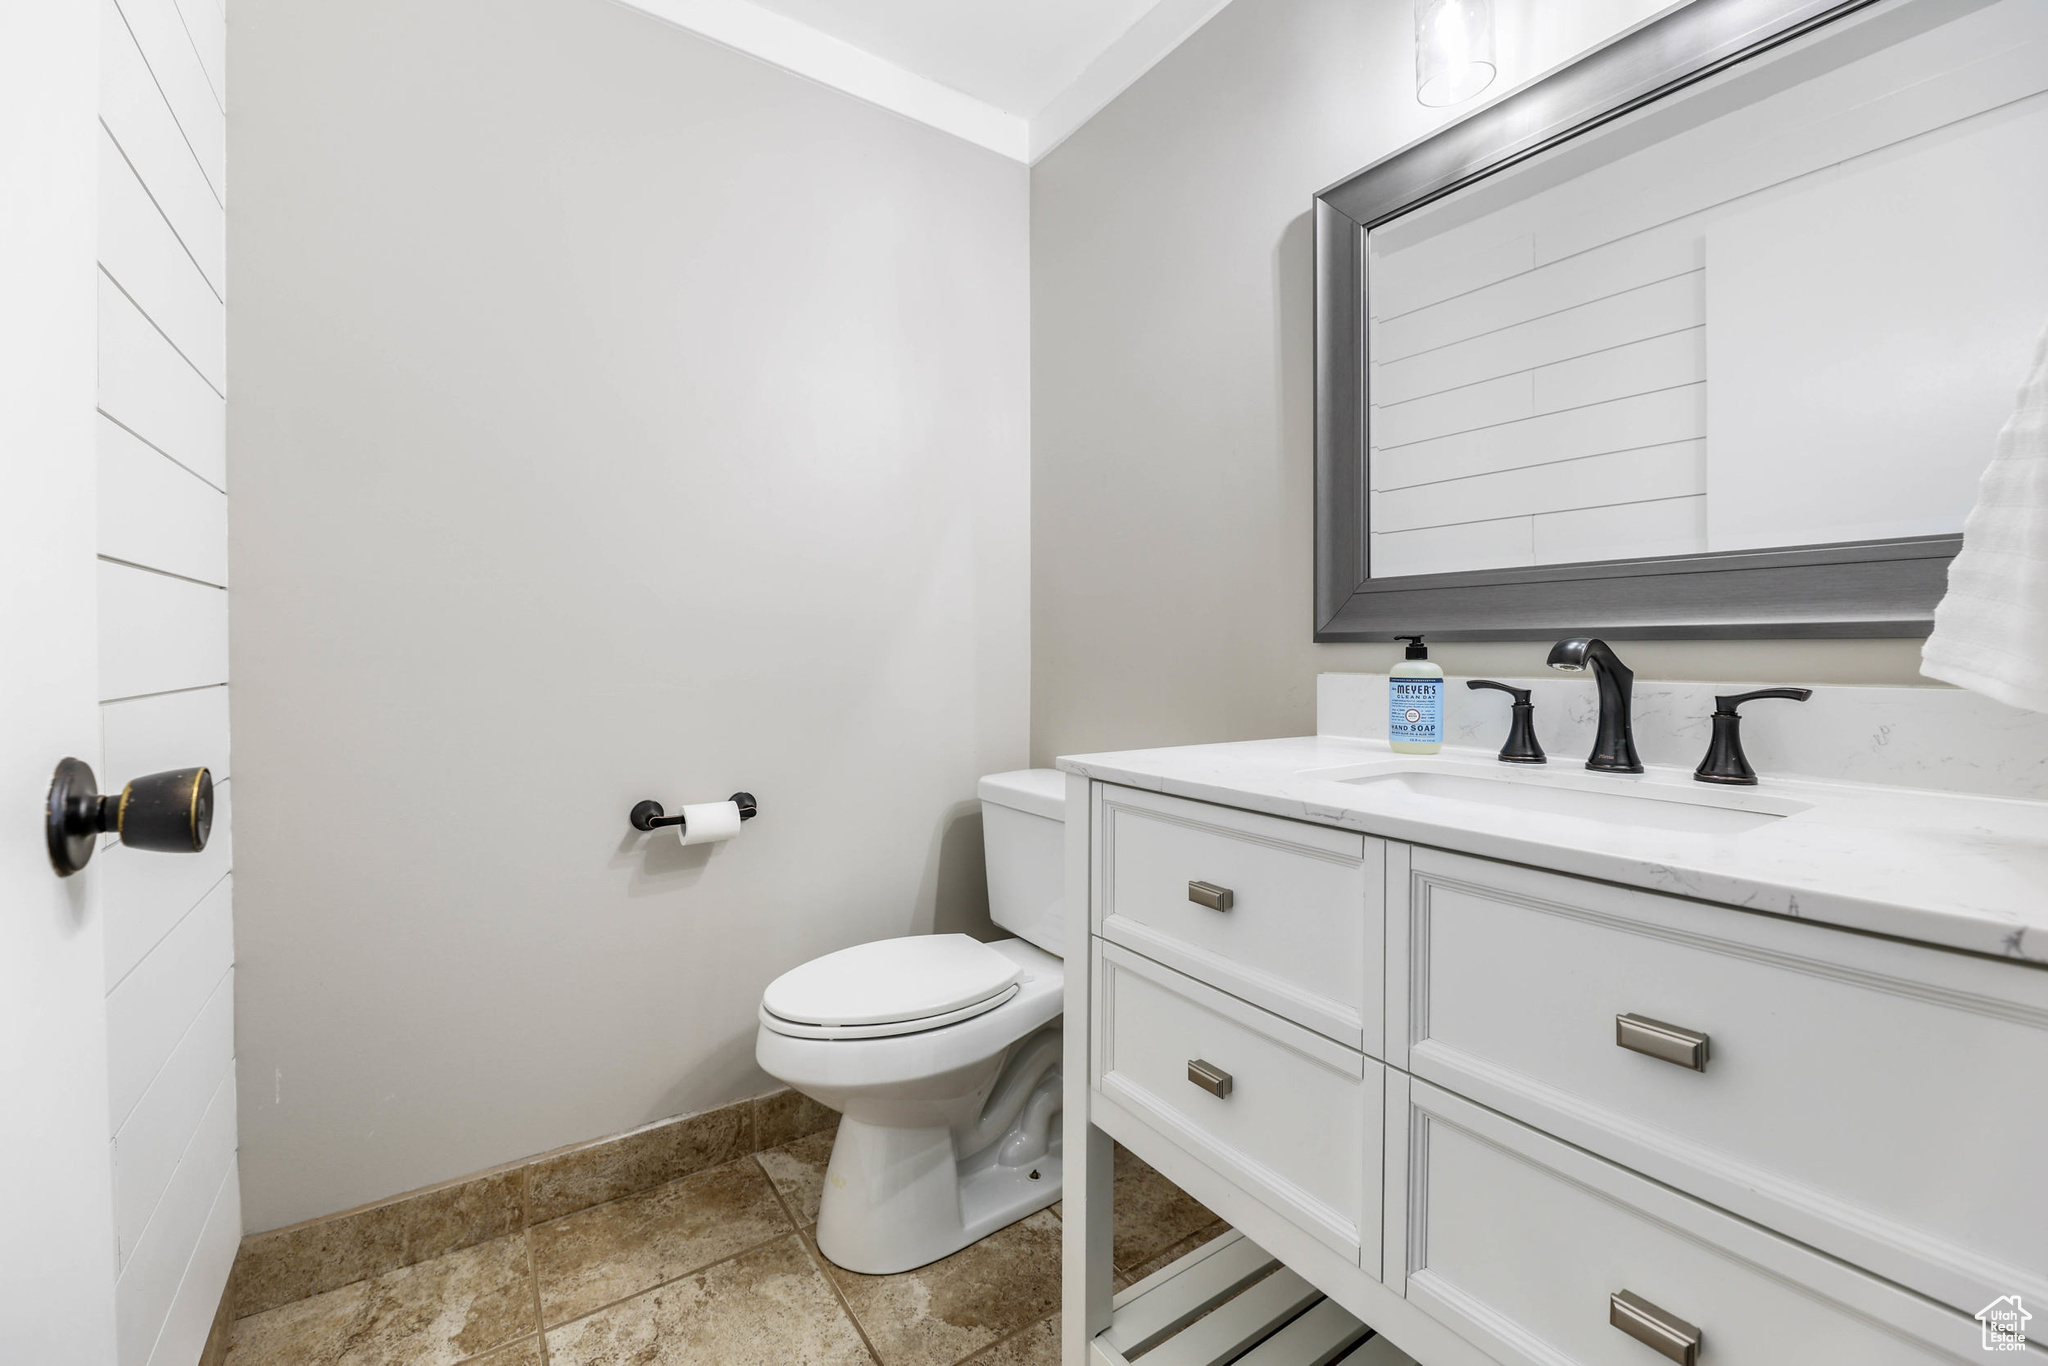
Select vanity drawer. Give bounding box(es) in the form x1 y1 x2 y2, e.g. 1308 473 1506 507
1399 1081 2017 1365
1095 783 1382 1050
1401 847 2048 1324
1092 939 1380 1267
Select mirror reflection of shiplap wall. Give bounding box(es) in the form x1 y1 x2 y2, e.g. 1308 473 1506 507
1366 0 2048 580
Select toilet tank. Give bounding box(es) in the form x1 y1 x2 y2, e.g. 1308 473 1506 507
977 769 1068 958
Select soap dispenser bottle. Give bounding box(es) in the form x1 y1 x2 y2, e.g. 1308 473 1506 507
1389 635 1444 754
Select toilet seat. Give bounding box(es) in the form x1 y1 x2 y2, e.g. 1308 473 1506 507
759 984 1020 1040
760 934 1023 1040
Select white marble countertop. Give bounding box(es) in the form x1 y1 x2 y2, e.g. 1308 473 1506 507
1058 735 2048 966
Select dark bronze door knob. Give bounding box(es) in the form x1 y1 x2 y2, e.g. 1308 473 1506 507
46 758 213 877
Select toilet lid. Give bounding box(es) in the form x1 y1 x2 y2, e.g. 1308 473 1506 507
761 934 1024 1028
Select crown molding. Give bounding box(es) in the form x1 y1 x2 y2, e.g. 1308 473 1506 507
1027 0 1237 160
610 0 1029 160
609 0 1231 165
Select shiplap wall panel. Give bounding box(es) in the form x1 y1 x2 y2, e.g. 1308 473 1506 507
98 562 228 700
100 0 233 1348
102 685 230 788
98 131 223 393
101 784 231 989
145 1161 239 1366
105 876 233 1128
99 279 225 487
1374 385 1704 491
1372 229 1534 321
101 0 222 292
99 416 228 586
172 0 224 112
1377 231 1701 361
1374 441 1704 533
1532 494 1707 565
1374 373 1532 450
1371 516 1534 580
113 977 232 1264
113 1076 235 1366
1369 255 1707 571
1532 326 1703 414
111 0 223 196
1375 272 1702 406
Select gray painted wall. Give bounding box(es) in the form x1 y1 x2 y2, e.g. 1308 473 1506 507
1029 0 1933 766
230 0 1029 1231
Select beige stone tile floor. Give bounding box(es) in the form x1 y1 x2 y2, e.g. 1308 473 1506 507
226 1133 1224 1366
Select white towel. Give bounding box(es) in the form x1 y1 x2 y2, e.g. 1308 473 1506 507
1922 321 2048 713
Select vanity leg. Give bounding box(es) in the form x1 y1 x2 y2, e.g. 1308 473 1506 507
1061 1120 1113 1366
1062 772 1113 1365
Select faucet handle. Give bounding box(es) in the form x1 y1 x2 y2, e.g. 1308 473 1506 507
1467 680 1546 764
1696 688 1812 785
1713 687 1813 714
1466 678 1529 705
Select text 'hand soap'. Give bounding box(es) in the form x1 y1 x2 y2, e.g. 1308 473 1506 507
1389 635 1444 754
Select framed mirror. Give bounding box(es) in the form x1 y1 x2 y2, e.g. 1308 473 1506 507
1314 0 2048 640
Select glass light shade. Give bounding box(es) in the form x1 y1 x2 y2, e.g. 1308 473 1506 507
1415 0 1496 107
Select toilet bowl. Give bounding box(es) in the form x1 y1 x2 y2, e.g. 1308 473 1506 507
755 769 1068 1274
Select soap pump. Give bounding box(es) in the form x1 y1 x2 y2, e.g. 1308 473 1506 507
1389 635 1445 754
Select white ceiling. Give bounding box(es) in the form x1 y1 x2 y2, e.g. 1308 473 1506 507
613 0 1236 162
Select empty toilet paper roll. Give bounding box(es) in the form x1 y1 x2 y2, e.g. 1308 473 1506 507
674 800 743 846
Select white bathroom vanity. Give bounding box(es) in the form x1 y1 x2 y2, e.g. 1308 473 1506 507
1057 675 2048 1366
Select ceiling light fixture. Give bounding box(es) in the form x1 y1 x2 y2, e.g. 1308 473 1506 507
1415 0 1497 107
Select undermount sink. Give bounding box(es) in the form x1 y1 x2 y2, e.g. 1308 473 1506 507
1302 762 1812 835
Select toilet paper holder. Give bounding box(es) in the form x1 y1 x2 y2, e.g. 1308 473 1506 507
630 792 758 833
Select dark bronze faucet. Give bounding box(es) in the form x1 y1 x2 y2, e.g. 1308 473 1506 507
1694 688 1812 784
1546 638 1642 773
1466 680 1545 763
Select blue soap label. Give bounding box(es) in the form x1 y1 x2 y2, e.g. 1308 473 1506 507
1389 677 1443 743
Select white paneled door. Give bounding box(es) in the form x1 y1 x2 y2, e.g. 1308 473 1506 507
1 2 234 1362
1 6 125 1363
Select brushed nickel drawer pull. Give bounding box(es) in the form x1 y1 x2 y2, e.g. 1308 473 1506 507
1616 1014 1709 1071
1187 880 1234 911
1187 1059 1233 1098
1610 1290 1701 1364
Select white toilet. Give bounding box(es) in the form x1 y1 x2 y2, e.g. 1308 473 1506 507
755 769 1067 1274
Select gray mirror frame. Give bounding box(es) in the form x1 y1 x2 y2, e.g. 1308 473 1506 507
1313 0 1963 643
